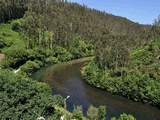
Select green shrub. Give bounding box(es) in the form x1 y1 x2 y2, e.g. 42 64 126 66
111 113 136 120
0 38 6 49
28 48 51 62
45 56 59 65
0 69 64 120
52 45 73 62
69 36 94 59
28 46 72 63
82 59 160 107
2 48 29 68
72 106 84 120
11 19 24 31
20 60 43 75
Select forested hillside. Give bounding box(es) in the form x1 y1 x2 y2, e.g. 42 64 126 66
0 0 156 47
0 0 160 120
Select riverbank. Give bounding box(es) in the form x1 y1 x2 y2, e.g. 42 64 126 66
32 57 160 120
0 20 94 119
81 38 160 109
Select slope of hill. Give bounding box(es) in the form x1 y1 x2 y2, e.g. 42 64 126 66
0 0 152 47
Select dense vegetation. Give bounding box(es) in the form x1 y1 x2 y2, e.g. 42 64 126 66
82 35 160 107
1 0 160 119
0 69 65 120
0 20 136 120
0 0 28 22
0 0 157 47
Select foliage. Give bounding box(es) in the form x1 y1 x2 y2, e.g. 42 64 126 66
0 23 25 50
82 38 160 107
69 36 94 59
21 0 154 48
20 60 43 75
52 45 73 62
22 11 50 49
0 68 136 120
2 47 29 68
0 0 27 23
11 19 24 31
130 38 160 80
111 113 136 120
0 1 158 71
95 34 130 70
0 21 73 65
72 106 84 120
0 23 27 68
45 56 59 65
0 38 6 49
0 69 65 120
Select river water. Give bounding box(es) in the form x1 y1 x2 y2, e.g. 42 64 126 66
32 58 160 120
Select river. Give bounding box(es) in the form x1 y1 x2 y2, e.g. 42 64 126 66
32 58 160 120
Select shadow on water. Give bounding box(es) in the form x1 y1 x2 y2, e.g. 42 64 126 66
32 58 160 120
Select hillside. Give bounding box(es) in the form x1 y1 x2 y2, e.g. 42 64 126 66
0 0 153 48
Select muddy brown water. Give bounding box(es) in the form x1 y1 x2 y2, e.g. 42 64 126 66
32 58 160 120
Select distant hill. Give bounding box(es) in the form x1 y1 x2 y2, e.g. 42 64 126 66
0 0 153 47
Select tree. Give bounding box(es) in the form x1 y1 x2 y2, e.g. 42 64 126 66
95 34 129 73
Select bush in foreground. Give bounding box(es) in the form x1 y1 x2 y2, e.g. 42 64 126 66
0 69 64 120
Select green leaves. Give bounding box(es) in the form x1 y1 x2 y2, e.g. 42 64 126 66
0 69 65 120
111 113 136 120
82 57 160 108
72 106 84 120
69 36 94 59
20 60 43 75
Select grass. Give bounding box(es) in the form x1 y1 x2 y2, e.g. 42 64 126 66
0 22 25 53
